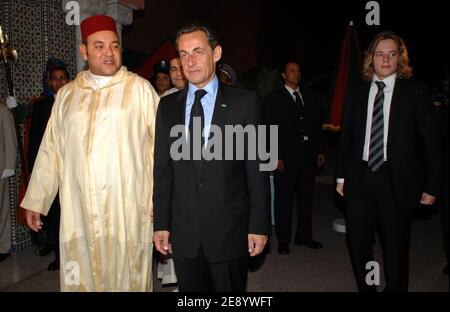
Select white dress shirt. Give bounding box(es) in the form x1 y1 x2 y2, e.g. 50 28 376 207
284 84 304 105
362 73 396 162
337 73 396 183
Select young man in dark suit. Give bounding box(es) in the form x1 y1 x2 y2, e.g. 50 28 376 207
264 61 325 255
153 22 271 292
336 31 443 292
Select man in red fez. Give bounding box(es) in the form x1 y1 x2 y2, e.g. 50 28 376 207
21 15 159 291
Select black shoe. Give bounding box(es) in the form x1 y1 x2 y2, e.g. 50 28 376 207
0 253 10 262
277 243 290 255
39 244 54 257
444 264 449 275
295 239 324 249
47 259 60 271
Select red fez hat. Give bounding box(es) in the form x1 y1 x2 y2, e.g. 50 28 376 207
80 15 118 42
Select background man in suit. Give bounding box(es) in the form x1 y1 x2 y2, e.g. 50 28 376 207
156 56 188 288
153 22 270 292
336 31 443 292
264 61 325 255
28 66 69 271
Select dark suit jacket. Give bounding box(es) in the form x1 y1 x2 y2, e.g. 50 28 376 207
28 95 61 217
28 96 54 171
153 83 271 263
264 87 323 167
336 79 443 210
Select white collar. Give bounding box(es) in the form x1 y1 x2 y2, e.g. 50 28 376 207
86 71 114 90
373 73 396 91
284 84 300 95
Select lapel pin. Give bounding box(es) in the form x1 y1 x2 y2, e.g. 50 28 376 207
221 103 227 108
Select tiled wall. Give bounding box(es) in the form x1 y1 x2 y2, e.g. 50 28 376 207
0 0 76 252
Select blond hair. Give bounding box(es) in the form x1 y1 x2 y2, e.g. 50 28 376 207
362 31 413 81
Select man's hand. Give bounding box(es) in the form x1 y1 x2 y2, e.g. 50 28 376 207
336 182 344 197
276 160 285 172
318 154 325 168
25 209 43 232
420 192 436 205
153 230 171 255
248 234 268 257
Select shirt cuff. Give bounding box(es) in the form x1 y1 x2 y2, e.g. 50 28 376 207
336 178 345 184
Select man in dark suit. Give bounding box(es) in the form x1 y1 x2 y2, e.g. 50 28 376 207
153 22 270 292
264 61 325 255
336 31 443 292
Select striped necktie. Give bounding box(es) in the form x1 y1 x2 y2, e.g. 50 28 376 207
368 81 386 172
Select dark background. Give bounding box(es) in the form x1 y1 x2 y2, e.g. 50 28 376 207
123 0 449 85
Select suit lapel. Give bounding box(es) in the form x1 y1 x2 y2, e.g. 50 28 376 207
387 78 402 150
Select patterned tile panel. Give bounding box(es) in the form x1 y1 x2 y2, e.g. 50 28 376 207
0 0 76 252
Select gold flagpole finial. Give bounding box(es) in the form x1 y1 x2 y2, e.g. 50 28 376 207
0 25 19 64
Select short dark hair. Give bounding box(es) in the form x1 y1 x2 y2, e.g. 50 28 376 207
282 60 301 73
175 22 219 50
49 66 70 80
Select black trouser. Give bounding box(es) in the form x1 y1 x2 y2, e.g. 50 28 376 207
346 163 412 292
173 248 248 292
274 147 316 244
440 149 449 265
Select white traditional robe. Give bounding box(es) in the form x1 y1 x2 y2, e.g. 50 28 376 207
21 67 159 291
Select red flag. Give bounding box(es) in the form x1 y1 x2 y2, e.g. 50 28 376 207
136 41 177 80
324 22 362 132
